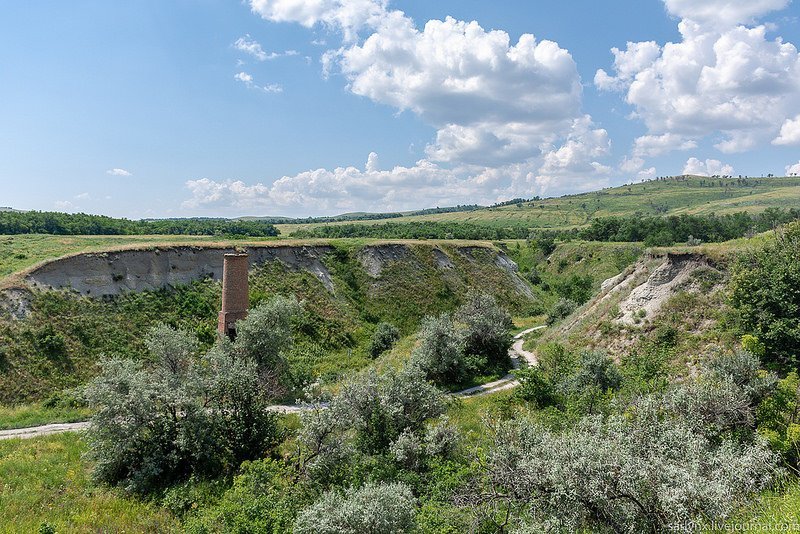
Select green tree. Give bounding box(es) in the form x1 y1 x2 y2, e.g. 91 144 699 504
368 322 400 359
455 292 513 370
730 222 800 371
234 296 302 374
410 314 469 386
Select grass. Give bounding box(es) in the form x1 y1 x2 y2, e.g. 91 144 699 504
275 175 800 235
0 240 539 404
0 433 179 532
706 479 800 531
511 314 548 334
447 389 517 442
0 403 92 430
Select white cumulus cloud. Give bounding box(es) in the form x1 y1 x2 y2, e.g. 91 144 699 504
197 1 613 215
106 168 132 176
633 133 697 157
786 161 800 175
597 1 800 156
250 0 389 41
683 157 734 176
234 71 254 84
534 116 612 194
773 115 800 145
336 16 583 166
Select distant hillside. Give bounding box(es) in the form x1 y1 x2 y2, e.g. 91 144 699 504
276 175 800 235
0 240 538 402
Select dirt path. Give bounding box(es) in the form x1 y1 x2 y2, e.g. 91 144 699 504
454 325 543 397
0 421 90 440
0 326 546 440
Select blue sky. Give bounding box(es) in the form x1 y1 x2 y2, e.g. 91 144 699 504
1 0 799 218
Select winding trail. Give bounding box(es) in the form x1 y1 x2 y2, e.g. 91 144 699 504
0 325 546 440
454 325 543 397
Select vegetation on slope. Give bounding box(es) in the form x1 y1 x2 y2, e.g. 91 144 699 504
0 241 538 403
292 208 800 246
6 220 800 530
277 175 800 235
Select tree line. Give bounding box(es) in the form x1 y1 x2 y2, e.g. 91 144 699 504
580 207 800 246
0 211 279 237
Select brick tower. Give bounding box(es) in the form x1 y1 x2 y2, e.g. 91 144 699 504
217 253 249 340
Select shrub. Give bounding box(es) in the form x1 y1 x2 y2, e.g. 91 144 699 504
514 367 557 408
235 296 302 373
553 274 593 305
562 350 623 413
297 367 447 477
523 267 541 285
730 221 800 371
185 459 308 534
83 324 280 494
757 371 800 467
547 298 577 325
481 408 776 533
455 292 513 369
410 315 469 386
666 351 776 441
294 482 417 534
368 322 400 359
536 342 576 382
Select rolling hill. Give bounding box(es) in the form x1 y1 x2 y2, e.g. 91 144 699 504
275 175 800 235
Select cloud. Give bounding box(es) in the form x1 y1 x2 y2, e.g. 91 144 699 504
365 151 379 172
106 168 132 176
336 17 583 166
235 71 283 93
619 156 643 174
683 157 734 176
74 192 90 200
234 71 254 84
234 34 269 61
786 161 800 175
773 115 800 145
595 41 661 92
637 167 657 181
663 0 789 27
633 133 697 157
249 0 389 41
183 147 614 217
183 158 469 214
597 2 800 156
534 116 612 194
216 1 610 215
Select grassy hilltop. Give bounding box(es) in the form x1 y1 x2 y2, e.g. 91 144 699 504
275 175 800 235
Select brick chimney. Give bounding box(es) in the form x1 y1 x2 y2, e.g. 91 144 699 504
217 253 249 340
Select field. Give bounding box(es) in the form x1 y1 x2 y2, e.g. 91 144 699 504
0 433 179 532
275 175 800 235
